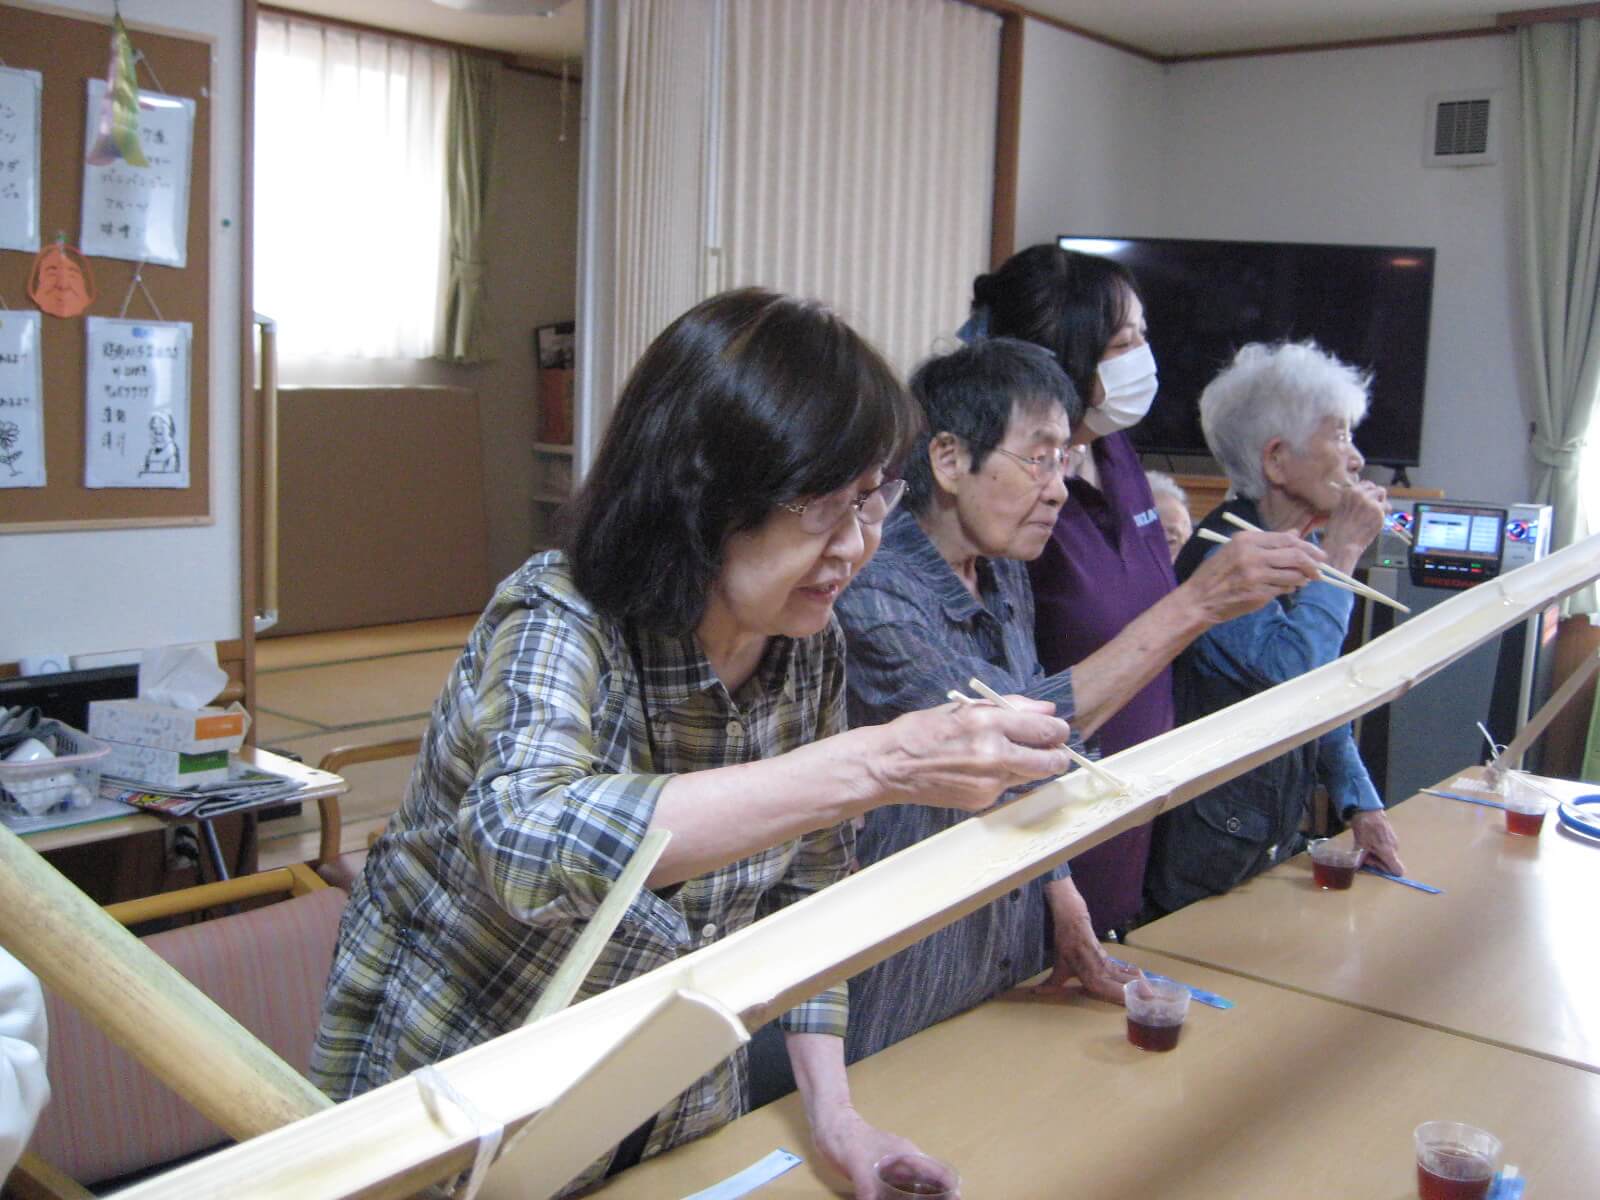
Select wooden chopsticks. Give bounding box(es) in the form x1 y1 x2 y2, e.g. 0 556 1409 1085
1206 513 1412 615
951 677 1126 790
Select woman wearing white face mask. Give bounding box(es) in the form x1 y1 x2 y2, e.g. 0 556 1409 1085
965 245 1308 938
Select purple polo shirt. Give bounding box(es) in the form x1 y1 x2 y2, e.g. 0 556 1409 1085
1026 430 1177 934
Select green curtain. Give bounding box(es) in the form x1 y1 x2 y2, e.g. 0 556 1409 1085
1583 677 1600 782
1520 18 1600 617
436 52 499 364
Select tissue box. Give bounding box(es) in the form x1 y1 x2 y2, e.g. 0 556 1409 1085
88 700 249 755
99 740 233 789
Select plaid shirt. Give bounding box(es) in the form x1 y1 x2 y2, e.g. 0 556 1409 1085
310 553 852 1193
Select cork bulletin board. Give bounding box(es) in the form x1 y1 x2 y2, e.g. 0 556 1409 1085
0 2 212 531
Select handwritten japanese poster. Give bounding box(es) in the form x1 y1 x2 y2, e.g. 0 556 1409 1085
0 310 44 488
79 80 194 267
84 317 191 489
0 67 42 253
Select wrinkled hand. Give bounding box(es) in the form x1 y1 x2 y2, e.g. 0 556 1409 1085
810 1104 924 1200
1321 480 1388 572
1349 809 1404 875
871 697 1074 813
1034 878 1138 1004
1183 530 1327 626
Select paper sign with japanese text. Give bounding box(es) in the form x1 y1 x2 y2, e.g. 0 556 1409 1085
0 67 42 253
79 80 194 267
84 316 191 489
0 310 45 488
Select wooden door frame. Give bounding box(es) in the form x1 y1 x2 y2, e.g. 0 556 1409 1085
238 0 260 736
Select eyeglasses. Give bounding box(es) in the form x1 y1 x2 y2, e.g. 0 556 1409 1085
981 444 1078 483
778 478 907 534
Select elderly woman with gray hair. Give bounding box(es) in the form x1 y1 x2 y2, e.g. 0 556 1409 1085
1142 341 1406 919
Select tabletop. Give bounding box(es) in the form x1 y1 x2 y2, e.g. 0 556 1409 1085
17 745 346 854
591 947 1600 1199
1127 770 1600 1073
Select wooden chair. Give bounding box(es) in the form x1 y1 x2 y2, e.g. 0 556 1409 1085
313 737 421 891
6 866 344 1198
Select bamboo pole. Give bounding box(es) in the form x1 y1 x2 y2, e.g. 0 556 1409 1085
109 533 1600 1200
0 830 332 1141
1492 648 1600 773
523 829 671 1026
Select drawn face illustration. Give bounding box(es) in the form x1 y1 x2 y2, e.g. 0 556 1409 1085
29 246 94 319
149 413 175 448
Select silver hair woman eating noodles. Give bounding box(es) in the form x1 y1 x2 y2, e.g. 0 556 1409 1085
1143 340 1407 919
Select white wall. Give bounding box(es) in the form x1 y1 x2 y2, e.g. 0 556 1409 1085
1017 22 1532 507
1161 37 1529 506
1015 22 1166 247
0 0 243 662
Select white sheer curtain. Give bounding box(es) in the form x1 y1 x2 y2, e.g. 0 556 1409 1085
721 0 999 375
580 0 999 454
601 0 717 422
255 15 449 360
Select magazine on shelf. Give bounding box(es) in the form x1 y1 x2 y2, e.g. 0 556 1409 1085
100 763 302 819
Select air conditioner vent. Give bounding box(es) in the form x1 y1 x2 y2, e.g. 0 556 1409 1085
1424 91 1498 167
1434 99 1490 156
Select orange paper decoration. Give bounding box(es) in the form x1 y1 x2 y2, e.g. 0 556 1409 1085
27 243 97 319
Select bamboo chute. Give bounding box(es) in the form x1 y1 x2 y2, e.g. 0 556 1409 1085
481 989 747 1200
76 532 1600 1199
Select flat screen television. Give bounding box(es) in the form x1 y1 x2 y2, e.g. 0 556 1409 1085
1056 235 1436 468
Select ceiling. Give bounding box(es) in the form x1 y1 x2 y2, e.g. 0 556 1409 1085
265 0 585 68
1027 0 1555 58
266 0 1565 64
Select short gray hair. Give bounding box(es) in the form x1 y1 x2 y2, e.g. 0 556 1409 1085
1199 341 1370 500
1144 469 1187 506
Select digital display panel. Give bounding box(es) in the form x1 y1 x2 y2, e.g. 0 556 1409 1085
1409 502 1507 589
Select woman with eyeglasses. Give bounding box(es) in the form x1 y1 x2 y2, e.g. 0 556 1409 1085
777 337 1326 1073
310 289 1077 1199
967 245 1327 941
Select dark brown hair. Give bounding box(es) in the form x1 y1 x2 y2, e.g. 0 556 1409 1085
565 289 920 634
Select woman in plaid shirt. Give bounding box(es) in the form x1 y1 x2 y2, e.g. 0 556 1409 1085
310 290 1077 1197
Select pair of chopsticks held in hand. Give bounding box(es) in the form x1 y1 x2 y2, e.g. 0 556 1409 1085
1197 510 1411 614
946 677 1125 790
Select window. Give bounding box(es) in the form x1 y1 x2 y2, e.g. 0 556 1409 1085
254 15 449 360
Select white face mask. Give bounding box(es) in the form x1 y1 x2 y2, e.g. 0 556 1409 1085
1084 342 1159 437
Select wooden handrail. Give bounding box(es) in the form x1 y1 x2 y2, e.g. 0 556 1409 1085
104 863 326 928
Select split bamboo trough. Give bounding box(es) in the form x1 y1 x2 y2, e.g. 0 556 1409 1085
11 534 1596 1200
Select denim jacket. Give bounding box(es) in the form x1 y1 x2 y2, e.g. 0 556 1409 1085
1142 498 1382 917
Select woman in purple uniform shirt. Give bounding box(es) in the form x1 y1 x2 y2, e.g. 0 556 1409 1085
966 245 1184 937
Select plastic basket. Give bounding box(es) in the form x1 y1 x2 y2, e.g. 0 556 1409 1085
0 724 111 816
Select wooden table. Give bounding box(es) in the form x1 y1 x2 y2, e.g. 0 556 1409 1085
591 947 1600 1199
18 746 345 857
1128 771 1600 1073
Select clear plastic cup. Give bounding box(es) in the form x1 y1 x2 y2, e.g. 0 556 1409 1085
1123 976 1190 1051
873 1152 961 1198
1414 1120 1501 1200
1309 839 1365 890
1502 772 1551 837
